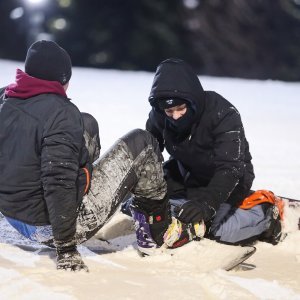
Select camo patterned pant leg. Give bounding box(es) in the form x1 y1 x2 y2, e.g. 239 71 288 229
75 129 167 243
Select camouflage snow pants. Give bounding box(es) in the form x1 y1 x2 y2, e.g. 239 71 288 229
75 129 167 244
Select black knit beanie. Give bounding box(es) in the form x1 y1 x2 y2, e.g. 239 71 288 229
25 40 72 85
158 97 188 110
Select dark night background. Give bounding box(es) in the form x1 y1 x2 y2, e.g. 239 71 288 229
1 0 300 81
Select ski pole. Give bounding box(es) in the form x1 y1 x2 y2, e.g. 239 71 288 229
279 196 300 202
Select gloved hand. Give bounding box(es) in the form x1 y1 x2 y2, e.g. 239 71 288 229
55 239 89 272
174 200 206 223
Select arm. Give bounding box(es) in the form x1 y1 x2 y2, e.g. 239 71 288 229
41 104 87 271
203 106 244 202
177 106 246 223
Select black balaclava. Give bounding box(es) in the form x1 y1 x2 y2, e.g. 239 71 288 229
166 102 195 138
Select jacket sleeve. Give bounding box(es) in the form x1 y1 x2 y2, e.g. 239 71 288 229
187 105 246 218
41 104 84 242
146 109 165 152
211 105 245 194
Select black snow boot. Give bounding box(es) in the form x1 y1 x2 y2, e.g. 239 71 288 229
259 204 283 245
130 196 205 255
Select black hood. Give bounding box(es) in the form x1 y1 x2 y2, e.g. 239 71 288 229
148 58 205 115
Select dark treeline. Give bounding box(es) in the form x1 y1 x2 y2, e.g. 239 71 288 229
1 0 300 81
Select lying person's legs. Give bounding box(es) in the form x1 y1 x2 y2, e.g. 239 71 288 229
210 203 282 245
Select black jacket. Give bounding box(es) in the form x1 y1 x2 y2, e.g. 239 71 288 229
146 59 254 219
0 84 89 242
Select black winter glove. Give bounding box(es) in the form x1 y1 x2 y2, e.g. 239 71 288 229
174 200 215 223
55 239 89 272
174 200 205 223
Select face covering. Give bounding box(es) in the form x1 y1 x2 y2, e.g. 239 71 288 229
166 105 195 135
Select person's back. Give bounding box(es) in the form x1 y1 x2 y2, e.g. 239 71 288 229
0 79 83 224
0 40 89 247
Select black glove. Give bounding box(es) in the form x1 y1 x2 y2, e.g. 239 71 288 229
174 200 215 223
174 200 205 223
55 239 89 272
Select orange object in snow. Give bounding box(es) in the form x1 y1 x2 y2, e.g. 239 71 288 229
238 190 285 220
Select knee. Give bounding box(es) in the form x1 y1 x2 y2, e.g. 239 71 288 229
124 128 153 142
81 112 99 138
121 129 160 158
81 112 101 162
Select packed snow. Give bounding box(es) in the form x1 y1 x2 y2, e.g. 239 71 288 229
0 59 299 300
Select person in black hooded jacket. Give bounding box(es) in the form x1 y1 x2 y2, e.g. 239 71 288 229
145 58 282 245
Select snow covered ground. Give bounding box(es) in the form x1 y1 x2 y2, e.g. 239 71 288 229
0 59 300 299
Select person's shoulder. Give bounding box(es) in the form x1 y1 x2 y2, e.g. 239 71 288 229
41 93 70 105
203 91 241 124
42 98 83 134
204 91 238 112
34 94 81 126
205 91 232 106
39 93 79 112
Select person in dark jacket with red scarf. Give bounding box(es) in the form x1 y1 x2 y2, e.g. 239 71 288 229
0 40 99 271
145 58 282 245
0 42 205 272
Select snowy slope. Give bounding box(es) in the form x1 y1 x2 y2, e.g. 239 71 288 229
0 59 300 300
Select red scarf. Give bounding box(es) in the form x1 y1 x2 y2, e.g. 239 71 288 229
5 69 68 99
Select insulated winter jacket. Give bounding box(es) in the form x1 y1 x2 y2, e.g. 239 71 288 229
0 70 90 242
146 59 254 220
